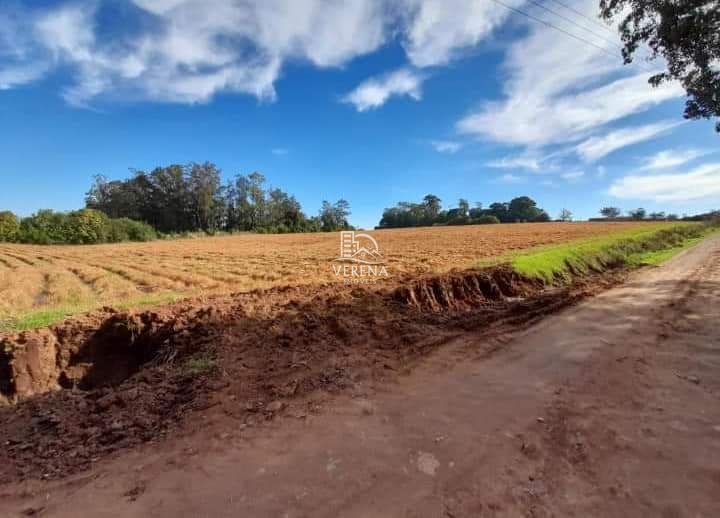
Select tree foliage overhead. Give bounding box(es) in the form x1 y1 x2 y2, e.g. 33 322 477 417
378 195 550 228
600 0 720 131
86 162 352 234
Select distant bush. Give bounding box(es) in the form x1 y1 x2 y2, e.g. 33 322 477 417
65 209 110 244
0 209 158 245
0 211 20 242
106 218 157 242
473 215 500 225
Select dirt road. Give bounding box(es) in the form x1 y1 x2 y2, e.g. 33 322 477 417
3 235 720 517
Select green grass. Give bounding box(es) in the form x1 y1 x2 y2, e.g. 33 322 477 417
511 223 715 283
182 355 217 376
626 233 711 266
0 292 182 332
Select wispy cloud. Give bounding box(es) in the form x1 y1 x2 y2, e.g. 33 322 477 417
430 140 462 153
271 148 289 156
639 148 712 171
455 1 683 152
486 156 541 171
575 121 680 162
343 68 424 112
609 163 720 202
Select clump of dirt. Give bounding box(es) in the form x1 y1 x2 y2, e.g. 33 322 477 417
0 264 622 483
394 266 544 311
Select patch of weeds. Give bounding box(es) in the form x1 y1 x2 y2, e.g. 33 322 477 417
182 354 217 376
2 308 75 332
1 292 183 332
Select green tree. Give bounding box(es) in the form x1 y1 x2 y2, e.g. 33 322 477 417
648 211 666 220
458 198 470 217
629 208 647 220
319 199 352 231
600 207 622 219
600 0 720 132
508 196 548 222
422 194 442 221
188 162 222 231
0 211 20 242
559 208 573 222
65 209 110 244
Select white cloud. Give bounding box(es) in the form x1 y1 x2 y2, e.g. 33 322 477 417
0 0 390 105
486 156 541 171
639 148 711 171
271 148 289 155
0 6 50 89
609 163 720 203
0 62 48 90
400 0 522 67
343 68 424 112
574 121 680 162
431 140 462 153
1 0 523 106
456 1 684 148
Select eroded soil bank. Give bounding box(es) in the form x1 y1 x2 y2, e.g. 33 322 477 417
0 263 617 483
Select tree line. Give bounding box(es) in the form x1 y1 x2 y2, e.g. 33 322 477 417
599 207 681 221
377 195 550 228
86 162 352 234
0 209 157 244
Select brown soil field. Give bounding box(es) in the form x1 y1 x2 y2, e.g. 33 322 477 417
0 222 660 325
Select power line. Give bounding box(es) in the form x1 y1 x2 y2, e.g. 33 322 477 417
489 0 622 60
526 0 624 53
546 0 618 36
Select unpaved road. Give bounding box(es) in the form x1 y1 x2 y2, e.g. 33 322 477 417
3 235 720 517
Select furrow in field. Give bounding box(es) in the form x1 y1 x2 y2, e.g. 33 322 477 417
0 256 16 270
35 253 141 300
0 251 36 266
109 259 222 290
47 252 182 293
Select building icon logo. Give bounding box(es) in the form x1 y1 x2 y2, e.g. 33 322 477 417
338 231 384 265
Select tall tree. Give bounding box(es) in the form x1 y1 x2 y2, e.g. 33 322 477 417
629 207 647 220
600 206 622 218
422 194 442 220
600 0 720 131
458 198 470 217
188 162 222 231
247 171 266 230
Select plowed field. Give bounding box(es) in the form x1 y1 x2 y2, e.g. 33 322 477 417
0 222 661 326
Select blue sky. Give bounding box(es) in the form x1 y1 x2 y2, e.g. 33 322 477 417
1 0 718 229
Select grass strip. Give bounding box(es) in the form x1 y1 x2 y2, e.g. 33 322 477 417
1 292 181 332
511 222 716 284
